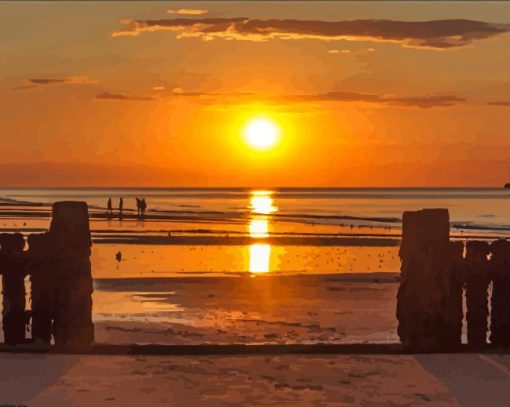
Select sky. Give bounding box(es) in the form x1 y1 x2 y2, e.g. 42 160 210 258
1 1 510 187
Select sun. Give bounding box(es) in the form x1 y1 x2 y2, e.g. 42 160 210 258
243 117 280 150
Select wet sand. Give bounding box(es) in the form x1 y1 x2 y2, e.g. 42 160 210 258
92 275 400 345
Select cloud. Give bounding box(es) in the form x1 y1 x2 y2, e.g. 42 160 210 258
31 76 96 85
167 9 208 16
29 78 66 85
487 101 510 106
285 92 465 108
12 76 97 90
11 84 38 91
112 17 510 49
162 88 464 108
96 92 153 101
386 95 465 108
168 87 258 98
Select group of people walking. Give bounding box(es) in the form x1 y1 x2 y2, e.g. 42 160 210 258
106 197 147 219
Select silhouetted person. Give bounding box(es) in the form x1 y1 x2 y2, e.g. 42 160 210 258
27 232 57 345
490 239 510 348
119 197 124 219
106 197 113 217
115 251 122 263
0 233 27 346
141 198 147 217
136 198 141 217
465 241 491 349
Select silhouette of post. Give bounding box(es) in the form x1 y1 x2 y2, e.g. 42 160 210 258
27 232 56 345
490 239 510 348
0 233 27 345
50 201 94 351
465 241 490 349
397 208 450 350
443 241 465 348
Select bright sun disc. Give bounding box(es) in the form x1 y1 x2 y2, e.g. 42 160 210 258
243 118 280 150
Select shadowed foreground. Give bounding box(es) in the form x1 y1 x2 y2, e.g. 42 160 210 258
0 353 509 406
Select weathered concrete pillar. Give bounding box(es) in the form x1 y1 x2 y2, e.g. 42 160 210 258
27 232 56 345
490 239 510 348
50 201 94 351
397 208 450 350
0 233 27 345
465 241 490 349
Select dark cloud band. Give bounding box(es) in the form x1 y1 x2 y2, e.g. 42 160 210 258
113 18 509 50
96 92 153 101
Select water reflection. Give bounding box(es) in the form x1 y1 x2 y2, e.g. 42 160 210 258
249 244 271 273
250 191 277 215
249 219 269 238
248 191 277 273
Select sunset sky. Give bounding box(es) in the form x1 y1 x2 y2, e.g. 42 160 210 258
1 1 510 187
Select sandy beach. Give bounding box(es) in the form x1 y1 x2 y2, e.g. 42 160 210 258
1 352 510 406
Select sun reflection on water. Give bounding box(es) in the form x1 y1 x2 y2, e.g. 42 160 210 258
249 243 271 273
249 219 269 238
248 191 277 273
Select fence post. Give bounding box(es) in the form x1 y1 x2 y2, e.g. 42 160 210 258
397 208 450 350
465 241 490 349
27 232 56 345
0 233 27 346
489 239 510 348
50 201 94 351
444 241 465 348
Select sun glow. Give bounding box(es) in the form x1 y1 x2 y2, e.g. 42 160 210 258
243 117 280 150
248 191 277 273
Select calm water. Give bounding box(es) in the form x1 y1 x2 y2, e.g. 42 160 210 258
2 187 510 230
1 187 508 275
1 188 509 277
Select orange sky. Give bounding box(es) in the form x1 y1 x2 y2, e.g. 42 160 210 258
1 1 510 187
